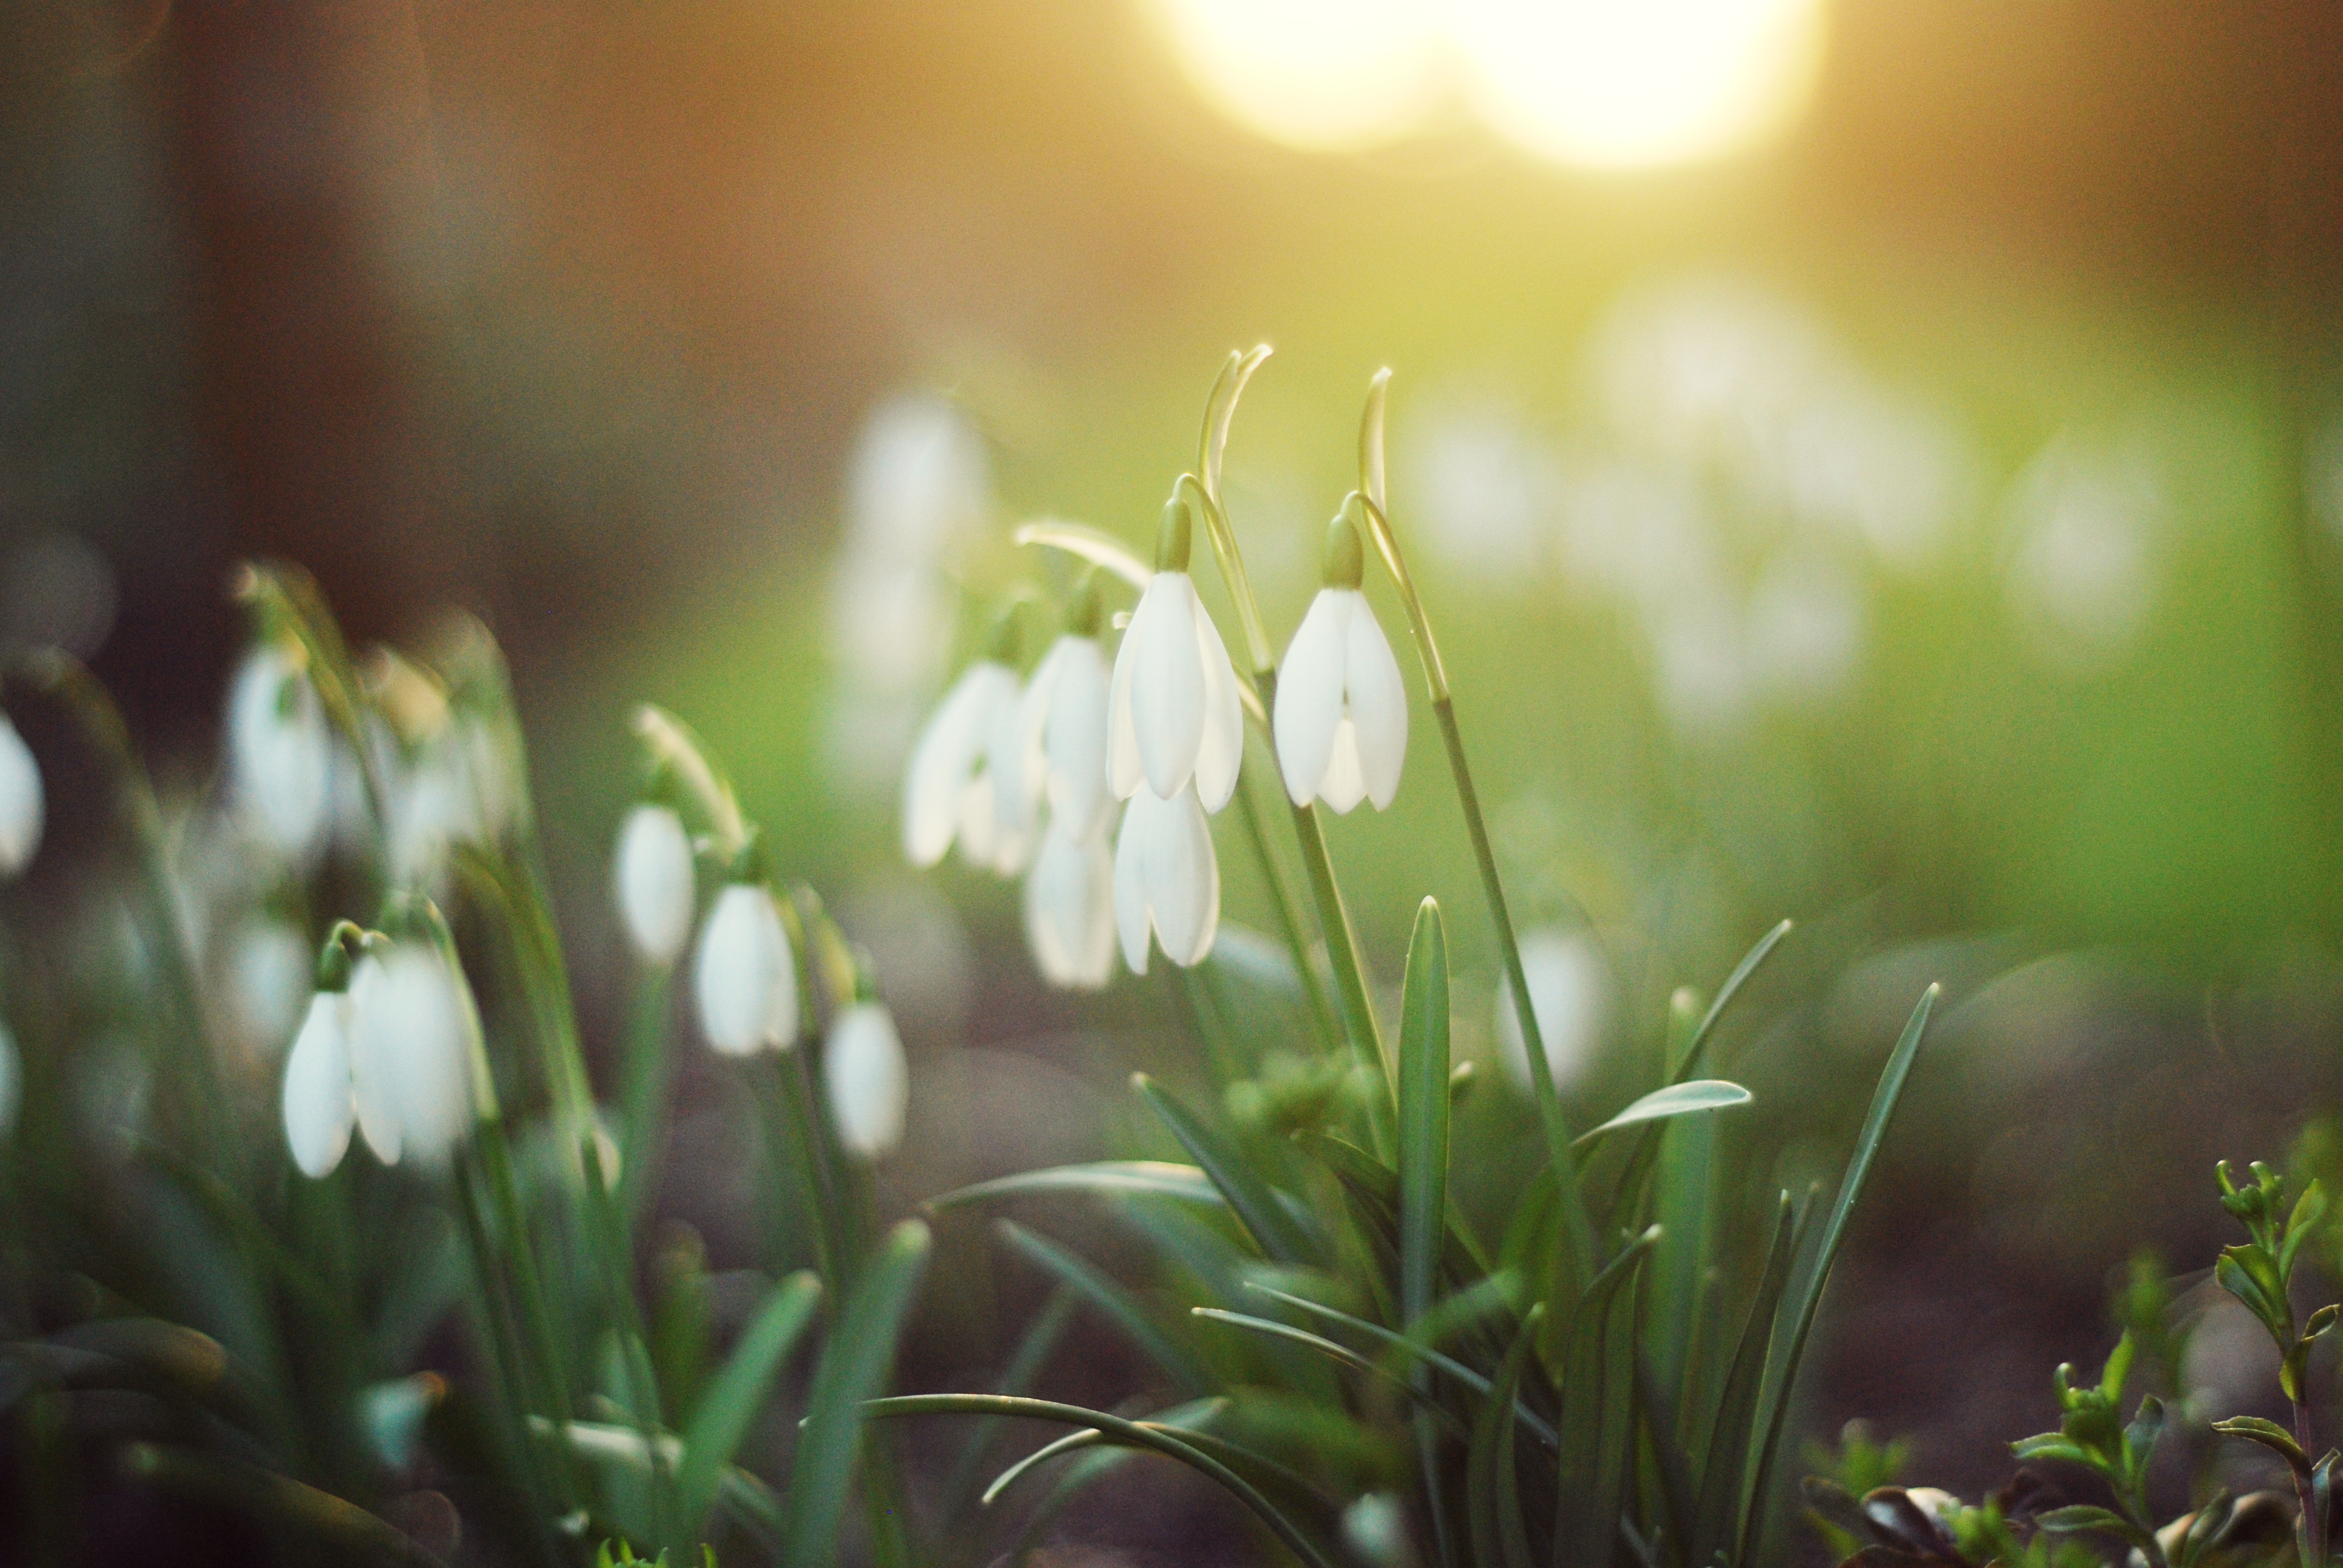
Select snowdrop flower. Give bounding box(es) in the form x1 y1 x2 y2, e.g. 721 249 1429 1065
1024 818 1116 990
1113 782 1219 973
614 801 696 966
226 641 333 864
824 1001 909 1159
1274 501 1407 814
282 979 357 1178
347 942 477 1167
222 916 312 1058
0 712 42 878
1012 576 1112 841
902 625 1030 874
695 881 798 1056
1494 927 1611 1096
1109 496 1243 813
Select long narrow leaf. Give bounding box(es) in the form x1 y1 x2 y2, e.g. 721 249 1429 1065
782 1220 931 1568
1398 897 1453 1331
1467 1307 1547 1568
1190 1309 1470 1440
675 1269 822 1532
1552 1227 1659 1568
1569 1081 1751 1152
1691 1192 1796 1566
927 1161 1223 1211
997 1221 1212 1395
1737 984 1938 1567
1133 1075 1321 1266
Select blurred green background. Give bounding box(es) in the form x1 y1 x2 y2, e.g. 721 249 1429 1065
7 0 2343 1530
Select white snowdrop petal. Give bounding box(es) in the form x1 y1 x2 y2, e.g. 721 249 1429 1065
380 948 474 1167
824 1002 909 1159
346 955 402 1165
282 993 356 1178
228 645 333 863
1130 574 1207 800
1320 720 1369 815
1045 638 1111 840
989 661 1047 843
1112 795 1155 975
1273 591 1349 808
1190 604 1245 814
1343 598 1410 810
1144 786 1220 967
0 714 43 878
901 665 994 867
1106 616 1145 800
616 805 696 965
695 884 796 1056
1024 820 1115 990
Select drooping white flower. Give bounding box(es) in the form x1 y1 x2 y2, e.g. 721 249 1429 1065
1108 497 1244 813
226 642 334 864
221 916 312 1058
1493 927 1610 1096
1113 782 1220 973
694 883 798 1056
1274 504 1407 812
282 990 356 1178
1024 817 1116 990
824 1001 909 1159
901 658 1029 874
1014 630 1112 841
614 803 696 965
347 944 476 1167
0 713 43 879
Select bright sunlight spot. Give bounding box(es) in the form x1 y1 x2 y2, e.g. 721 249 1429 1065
1145 0 1827 169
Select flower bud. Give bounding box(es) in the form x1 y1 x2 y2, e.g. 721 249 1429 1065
615 803 696 965
0 713 43 879
226 642 333 864
824 1001 909 1159
694 883 798 1056
282 991 356 1178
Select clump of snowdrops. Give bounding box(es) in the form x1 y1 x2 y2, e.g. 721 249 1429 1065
1807 1151 2343 1568
0 568 931 1564
887 351 1944 1568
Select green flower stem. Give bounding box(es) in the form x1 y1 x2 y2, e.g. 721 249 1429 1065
616 964 675 1236
581 1130 675 1550
11 652 224 1159
1233 766 1347 1058
1354 422 1598 1294
754 1055 842 1287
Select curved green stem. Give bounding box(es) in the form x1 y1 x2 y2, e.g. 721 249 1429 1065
1231 770 1346 1056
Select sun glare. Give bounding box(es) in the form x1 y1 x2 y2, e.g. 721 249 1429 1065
1144 0 1827 169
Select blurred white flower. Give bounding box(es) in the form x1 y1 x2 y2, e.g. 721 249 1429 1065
824 1001 909 1159
2004 438 2161 676
221 916 312 1059
695 883 798 1056
1494 927 1610 1095
1024 818 1116 990
614 803 696 966
1113 782 1220 973
1648 599 1751 742
226 642 334 865
0 713 42 878
282 990 355 1178
1745 550 1866 704
1109 569 1244 812
902 659 1029 874
1274 588 1408 814
1401 408 1562 581
0 1016 18 1140
1015 631 1112 841
347 944 476 1168
1341 1492 1417 1568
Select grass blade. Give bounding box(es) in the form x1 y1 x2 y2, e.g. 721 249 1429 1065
1190 1309 1470 1440
926 1161 1224 1211
1469 1306 1547 1568
997 1221 1213 1396
675 1269 822 1534
782 1220 931 1568
1398 897 1452 1331
1690 1191 1795 1566
1552 1227 1659 1568
1737 984 1938 1567
1133 1075 1322 1266
1569 1082 1751 1153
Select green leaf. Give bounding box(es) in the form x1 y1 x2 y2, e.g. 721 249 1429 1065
1397 897 1452 1334
675 1270 822 1534
996 1221 1211 1396
781 1221 930 1568
980 1397 1224 1506
1008 520 1151 590
120 1442 444 1566
1133 1076 1322 1266
2282 1180 2328 1282
2211 1416 2310 1474
2010 1434 2089 1465
2034 1504 2158 1551
1739 984 1938 1567
926 1161 1225 1210
1189 1309 1469 1440
1691 1192 1797 1567
1466 1306 1545 1568
863 1393 1338 1568
1554 1228 1660 1568
1570 1080 1753 1152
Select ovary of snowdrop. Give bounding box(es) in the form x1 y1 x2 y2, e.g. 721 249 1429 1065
614 802 696 966
1109 496 1244 814
902 652 1030 875
347 942 478 1168
226 640 334 866
0 711 43 879
824 1001 909 1159
694 881 799 1056
1494 927 1611 1096
1113 782 1220 973
1274 501 1408 814
1024 817 1116 990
